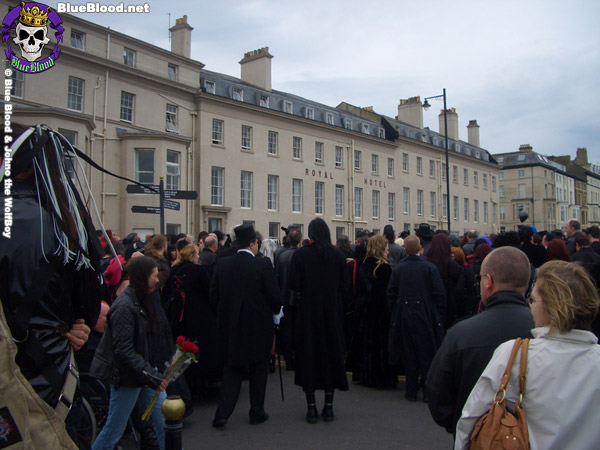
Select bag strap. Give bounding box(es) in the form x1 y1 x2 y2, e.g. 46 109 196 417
517 338 530 407
494 338 523 402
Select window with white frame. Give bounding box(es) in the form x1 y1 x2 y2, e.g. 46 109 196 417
315 182 324 214
362 123 369 134
123 47 136 67
403 188 410 214
268 175 279 210
168 63 178 81
474 199 479 222
499 172 504 180
204 80 216 94
429 160 436 178
5 62 23 97
71 29 85 49
464 198 470 221
212 119 224 145
387 158 394 177
402 153 409 172
241 125 253 151
166 150 180 190
430 191 436 218
417 157 422 175
474 171 479 187
259 95 269 108
335 146 343 168
325 112 334 125
518 169 525 178
166 104 178 132
120 91 134 122
464 168 469 185
135 149 154 184
453 165 458 183
371 154 379 174
378 128 385 138
344 118 352 129
441 163 446 181
372 190 380 219
483 201 488 223
500 185 504 197
233 88 243 101
315 142 324 164
500 205 506 221
241 171 252 208
211 167 224 205
284 101 293 114
453 196 459 220
293 136 302 160
292 179 302 212
354 150 362 171
417 189 423 216
305 108 314 120
442 194 447 218
67 77 84 111
268 131 278 155
388 192 395 221
518 184 526 198
483 173 488 190
354 187 363 218
335 185 344 217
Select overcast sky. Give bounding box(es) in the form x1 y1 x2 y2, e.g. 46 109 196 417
44 0 600 162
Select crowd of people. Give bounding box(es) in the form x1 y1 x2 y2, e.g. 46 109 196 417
2 126 600 450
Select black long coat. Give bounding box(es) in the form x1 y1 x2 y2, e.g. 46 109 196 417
289 244 350 392
386 255 446 367
210 251 281 366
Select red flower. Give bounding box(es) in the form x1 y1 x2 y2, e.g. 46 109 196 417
181 341 198 355
176 336 186 345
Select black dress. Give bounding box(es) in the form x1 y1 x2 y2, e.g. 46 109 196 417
348 257 396 388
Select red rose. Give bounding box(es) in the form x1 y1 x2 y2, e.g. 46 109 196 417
181 341 198 354
176 336 186 345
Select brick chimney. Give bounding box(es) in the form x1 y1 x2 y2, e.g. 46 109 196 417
467 120 480 147
170 15 193 58
575 147 589 165
396 97 423 128
240 47 273 91
439 108 459 141
519 144 533 153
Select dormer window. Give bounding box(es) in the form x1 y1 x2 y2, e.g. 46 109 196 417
344 118 352 129
204 81 216 94
361 123 369 134
233 88 243 101
378 128 385 138
305 107 314 120
283 101 293 114
325 112 334 125
259 95 269 108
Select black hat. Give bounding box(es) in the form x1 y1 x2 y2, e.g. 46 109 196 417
233 223 258 247
281 224 300 235
414 223 434 239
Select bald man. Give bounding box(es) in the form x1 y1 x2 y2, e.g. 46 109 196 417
426 246 534 436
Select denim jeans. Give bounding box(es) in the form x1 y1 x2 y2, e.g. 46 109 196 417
91 384 166 450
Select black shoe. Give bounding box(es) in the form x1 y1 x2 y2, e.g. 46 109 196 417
249 413 269 425
269 354 276 373
306 404 318 424
321 403 334 422
212 417 227 428
405 393 418 402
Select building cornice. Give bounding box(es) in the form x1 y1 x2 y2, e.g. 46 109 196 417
12 103 96 130
116 131 192 145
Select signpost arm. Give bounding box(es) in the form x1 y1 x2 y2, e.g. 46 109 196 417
160 178 165 235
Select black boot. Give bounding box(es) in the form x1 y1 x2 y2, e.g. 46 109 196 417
305 392 318 424
322 391 334 422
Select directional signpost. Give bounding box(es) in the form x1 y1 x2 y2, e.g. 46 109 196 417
128 178 198 234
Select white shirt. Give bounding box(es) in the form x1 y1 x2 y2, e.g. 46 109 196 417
455 327 600 450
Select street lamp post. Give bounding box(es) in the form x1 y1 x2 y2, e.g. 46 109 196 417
422 88 451 233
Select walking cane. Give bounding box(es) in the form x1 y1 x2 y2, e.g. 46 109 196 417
275 327 284 401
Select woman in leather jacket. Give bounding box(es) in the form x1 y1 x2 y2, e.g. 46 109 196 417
91 257 168 450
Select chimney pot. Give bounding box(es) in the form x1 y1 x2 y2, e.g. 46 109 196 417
170 15 193 58
467 120 480 147
396 96 423 128
519 144 533 153
239 47 273 91
439 108 459 140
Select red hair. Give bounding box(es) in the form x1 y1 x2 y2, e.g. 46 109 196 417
546 239 571 262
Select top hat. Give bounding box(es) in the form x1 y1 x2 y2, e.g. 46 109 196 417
414 223 434 239
233 223 258 247
281 224 300 235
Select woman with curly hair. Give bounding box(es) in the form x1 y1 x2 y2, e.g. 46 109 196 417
456 261 600 449
348 235 396 389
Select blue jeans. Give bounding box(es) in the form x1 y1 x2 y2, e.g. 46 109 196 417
92 384 166 450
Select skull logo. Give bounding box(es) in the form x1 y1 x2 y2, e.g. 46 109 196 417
13 21 50 62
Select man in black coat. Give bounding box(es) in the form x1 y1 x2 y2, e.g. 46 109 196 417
210 224 281 428
387 235 446 402
572 234 600 287
565 219 582 256
426 246 534 436
198 233 218 278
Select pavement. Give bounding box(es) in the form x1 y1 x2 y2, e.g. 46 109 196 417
165 368 453 450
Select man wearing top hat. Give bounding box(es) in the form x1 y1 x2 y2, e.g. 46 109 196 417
210 224 282 428
415 223 434 256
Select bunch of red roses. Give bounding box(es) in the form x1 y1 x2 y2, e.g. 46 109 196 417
142 336 198 421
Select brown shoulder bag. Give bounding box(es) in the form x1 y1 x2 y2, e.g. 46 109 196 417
469 337 530 450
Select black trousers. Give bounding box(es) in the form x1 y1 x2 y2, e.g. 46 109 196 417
214 358 269 421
